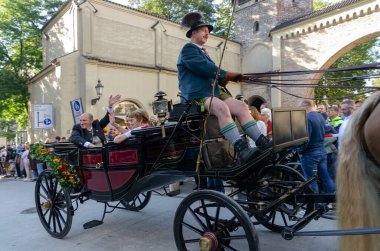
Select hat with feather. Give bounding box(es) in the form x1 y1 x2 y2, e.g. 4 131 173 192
181 12 213 38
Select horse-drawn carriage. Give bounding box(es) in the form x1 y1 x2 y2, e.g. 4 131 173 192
34 95 337 251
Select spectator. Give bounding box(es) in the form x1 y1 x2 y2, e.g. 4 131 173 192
55 136 61 142
61 137 67 142
261 108 272 140
338 99 355 146
21 145 33 181
354 99 363 110
326 106 344 133
317 104 328 120
248 107 267 147
298 100 335 194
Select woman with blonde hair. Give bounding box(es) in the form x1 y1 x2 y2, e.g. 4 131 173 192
112 109 150 144
336 91 380 251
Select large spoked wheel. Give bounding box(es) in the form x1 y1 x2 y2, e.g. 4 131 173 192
174 190 259 251
35 170 73 239
251 164 314 233
120 191 152 211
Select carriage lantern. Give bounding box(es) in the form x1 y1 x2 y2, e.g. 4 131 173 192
153 91 172 138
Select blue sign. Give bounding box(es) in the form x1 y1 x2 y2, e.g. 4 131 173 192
74 100 81 111
43 118 52 125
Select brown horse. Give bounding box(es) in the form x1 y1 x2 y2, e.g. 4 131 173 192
336 91 380 251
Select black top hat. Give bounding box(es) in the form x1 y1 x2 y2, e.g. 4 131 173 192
182 12 213 38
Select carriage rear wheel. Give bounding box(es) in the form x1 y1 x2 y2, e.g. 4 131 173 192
35 170 73 238
251 164 314 233
174 190 259 251
120 191 152 211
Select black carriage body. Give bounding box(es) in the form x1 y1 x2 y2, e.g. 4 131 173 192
75 123 201 202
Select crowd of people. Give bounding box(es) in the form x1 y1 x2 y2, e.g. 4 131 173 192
0 137 65 181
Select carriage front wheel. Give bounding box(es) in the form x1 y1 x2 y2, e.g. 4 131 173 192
173 190 259 251
35 170 73 239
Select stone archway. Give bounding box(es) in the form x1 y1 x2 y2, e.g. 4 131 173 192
113 99 143 126
269 0 380 107
247 95 266 111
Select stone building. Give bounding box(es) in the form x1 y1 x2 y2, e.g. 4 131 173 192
27 0 241 141
27 0 380 142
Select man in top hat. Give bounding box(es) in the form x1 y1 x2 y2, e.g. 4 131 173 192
70 94 121 148
177 13 270 163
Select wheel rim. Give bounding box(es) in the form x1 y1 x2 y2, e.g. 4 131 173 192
251 165 314 232
174 190 259 251
35 170 73 238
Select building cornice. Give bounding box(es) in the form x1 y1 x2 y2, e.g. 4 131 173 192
271 0 379 39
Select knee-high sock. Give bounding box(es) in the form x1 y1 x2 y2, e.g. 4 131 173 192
242 120 261 141
220 122 241 145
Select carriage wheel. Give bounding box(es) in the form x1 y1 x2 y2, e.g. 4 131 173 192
251 164 314 233
174 190 259 251
35 170 73 239
120 191 152 211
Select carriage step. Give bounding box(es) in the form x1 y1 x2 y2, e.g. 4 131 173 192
83 220 103 229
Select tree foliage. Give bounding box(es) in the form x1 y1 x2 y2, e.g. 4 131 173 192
313 0 332 11
315 38 380 104
0 0 64 130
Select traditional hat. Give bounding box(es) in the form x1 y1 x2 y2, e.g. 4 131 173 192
181 12 213 38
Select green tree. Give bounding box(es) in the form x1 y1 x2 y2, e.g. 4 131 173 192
313 0 332 11
315 38 380 103
0 0 64 130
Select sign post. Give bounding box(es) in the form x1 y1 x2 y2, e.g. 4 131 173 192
70 98 84 124
33 104 54 129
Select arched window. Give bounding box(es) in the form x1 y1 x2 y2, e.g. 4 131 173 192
254 21 259 32
113 100 141 126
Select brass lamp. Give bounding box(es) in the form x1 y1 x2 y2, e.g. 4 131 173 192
152 91 171 138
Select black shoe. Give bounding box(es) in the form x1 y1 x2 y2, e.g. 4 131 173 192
234 139 260 163
255 135 273 150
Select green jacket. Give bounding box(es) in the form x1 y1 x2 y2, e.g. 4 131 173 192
327 116 343 129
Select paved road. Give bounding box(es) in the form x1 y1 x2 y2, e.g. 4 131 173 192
0 176 338 251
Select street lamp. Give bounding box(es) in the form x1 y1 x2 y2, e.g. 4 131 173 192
91 80 104 105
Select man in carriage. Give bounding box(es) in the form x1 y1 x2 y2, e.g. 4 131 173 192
70 94 121 148
177 12 271 163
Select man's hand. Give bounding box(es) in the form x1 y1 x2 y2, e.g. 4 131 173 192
221 72 243 86
108 94 121 108
88 143 96 148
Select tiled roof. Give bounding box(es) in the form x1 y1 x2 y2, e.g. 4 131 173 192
271 0 363 32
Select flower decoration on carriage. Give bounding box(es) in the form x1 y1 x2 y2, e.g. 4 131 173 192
30 143 79 190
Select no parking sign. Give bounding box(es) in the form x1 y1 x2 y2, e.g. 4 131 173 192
33 104 54 129
70 98 84 124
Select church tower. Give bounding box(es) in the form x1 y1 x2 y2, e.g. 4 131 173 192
234 0 312 106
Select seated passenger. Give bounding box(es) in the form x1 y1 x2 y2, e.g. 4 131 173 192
112 109 150 144
106 124 120 142
178 13 271 163
70 95 121 148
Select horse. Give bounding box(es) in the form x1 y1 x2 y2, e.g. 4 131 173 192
336 91 380 251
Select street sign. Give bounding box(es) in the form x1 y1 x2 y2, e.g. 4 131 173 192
33 104 54 129
70 98 84 124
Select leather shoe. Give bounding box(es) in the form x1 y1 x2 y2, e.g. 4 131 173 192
255 135 272 150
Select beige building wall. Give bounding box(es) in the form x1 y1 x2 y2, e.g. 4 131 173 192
28 0 242 142
42 2 78 67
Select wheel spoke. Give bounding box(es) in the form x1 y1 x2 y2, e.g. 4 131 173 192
53 208 63 232
55 207 67 225
221 234 248 241
213 202 221 232
182 221 203 235
184 238 202 244
200 199 212 230
39 192 48 201
220 242 239 251
188 206 207 231
40 183 50 197
280 211 288 226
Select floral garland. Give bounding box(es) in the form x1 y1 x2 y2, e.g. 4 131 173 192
30 143 79 190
